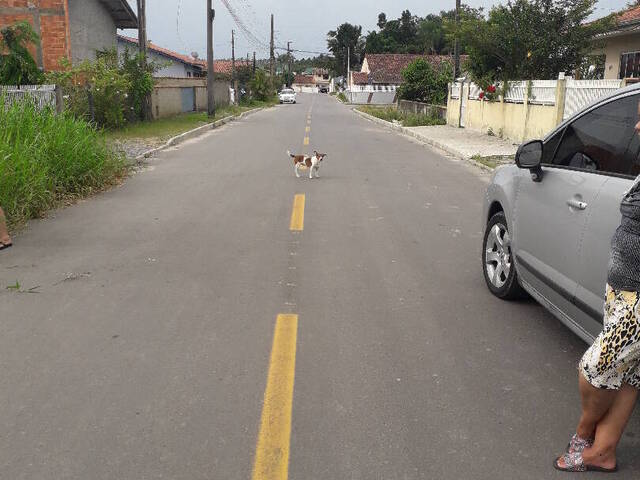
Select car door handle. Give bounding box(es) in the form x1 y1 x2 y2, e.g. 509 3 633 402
567 199 588 210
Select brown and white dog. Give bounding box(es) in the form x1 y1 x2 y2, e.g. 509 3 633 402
287 150 327 179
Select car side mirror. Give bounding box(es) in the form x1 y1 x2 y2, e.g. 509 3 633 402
515 140 543 182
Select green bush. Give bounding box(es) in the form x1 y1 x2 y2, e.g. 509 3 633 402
336 92 348 103
0 95 126 227
46 48 157 129
0 21 43 85
358 105 445 127
249 69 273 101
398 58 452 105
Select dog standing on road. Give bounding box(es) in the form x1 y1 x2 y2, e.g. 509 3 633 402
287 150 327 179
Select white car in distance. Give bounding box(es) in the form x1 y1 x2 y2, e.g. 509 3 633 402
279 88 296 104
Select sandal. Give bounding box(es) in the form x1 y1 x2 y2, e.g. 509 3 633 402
553 452 617 473
566 433 593 454
0 241 12 251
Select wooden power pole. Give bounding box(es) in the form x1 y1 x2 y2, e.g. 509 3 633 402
269 14 275 81
207 0 215 116
287 41 292 86
253 51 256 73
137 0 151 119
454 0 461 79
231 30 237 104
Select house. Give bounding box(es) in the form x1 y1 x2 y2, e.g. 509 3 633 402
347 53 461 104
291 68 330 92
118 35 206 78
592 5 640 79
212 59 252 77
0 0 138 71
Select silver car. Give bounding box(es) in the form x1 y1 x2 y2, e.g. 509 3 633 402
482 84 640 343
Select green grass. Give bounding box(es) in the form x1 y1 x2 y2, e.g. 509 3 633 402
0 95 126 229
105 98 278 141
470 154 515 170
357 105 446 127
336 92 348 103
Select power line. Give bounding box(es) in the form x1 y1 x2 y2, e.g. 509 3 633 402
219 0 270 51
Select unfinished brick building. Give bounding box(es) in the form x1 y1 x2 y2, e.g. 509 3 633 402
0 0 137 72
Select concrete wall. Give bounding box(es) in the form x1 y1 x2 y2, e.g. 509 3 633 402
151 78 230 119
347 91 397 104
447 84 560 142
600 33 640 80
68 0 117 64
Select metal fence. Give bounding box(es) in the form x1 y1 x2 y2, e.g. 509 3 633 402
0 84 59 111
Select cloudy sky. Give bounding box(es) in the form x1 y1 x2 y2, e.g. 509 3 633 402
122 0 631 60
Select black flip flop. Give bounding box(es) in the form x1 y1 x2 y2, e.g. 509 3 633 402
0 242 12 251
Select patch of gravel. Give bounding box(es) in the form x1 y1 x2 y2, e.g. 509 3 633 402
110 138 165 160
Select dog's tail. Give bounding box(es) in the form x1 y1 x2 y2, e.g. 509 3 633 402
287 150 295 158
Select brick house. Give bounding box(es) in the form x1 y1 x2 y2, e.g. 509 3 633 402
0 0 137 72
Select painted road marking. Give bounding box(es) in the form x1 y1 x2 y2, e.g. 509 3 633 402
289 194 305 231
305 126 310 132
303 137 309 146
252 314 299 480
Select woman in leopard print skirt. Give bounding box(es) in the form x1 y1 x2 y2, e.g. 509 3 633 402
555 109 640 473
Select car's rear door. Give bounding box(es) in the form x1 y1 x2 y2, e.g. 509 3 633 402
573 93 640 339
513 94 637 339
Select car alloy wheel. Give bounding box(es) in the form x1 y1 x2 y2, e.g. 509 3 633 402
482 212 526 299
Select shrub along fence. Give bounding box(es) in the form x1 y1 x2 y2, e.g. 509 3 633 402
398 100 447 121
447 78 625 142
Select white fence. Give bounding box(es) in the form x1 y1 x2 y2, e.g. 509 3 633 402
563 79 624 120
451 78 626 120
0 84 59 110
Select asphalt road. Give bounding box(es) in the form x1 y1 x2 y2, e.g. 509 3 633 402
2 93 640 479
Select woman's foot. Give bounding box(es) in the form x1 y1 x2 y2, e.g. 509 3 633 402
566 433 593 454
554 446 617 472
0 237 12 250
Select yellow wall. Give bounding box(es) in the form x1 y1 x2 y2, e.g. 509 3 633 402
447 94 560 143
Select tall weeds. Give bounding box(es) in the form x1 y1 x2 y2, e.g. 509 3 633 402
0 95 126 227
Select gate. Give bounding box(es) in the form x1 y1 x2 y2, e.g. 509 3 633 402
180 87 196 113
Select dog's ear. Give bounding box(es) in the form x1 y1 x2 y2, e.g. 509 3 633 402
313 150 318 156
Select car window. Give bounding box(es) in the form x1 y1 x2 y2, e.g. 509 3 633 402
549 94 639 176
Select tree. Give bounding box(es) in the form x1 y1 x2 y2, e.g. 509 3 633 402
458 0 613 86
0 21 43 85
327 23 364 76
397 58 453 104
377 13 387 30
249 69 272 100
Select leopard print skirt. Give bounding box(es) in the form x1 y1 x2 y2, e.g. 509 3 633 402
580 284 640 390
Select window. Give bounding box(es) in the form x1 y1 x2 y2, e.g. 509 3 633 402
620 52 640 79
549 94 639 176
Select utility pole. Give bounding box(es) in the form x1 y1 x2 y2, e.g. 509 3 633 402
287 41 292 87
137 0 151 119
231 30 237 104
454 0 461 79
269 14 275 82
253 51 256 74
347 46 350 89
207 0 215 116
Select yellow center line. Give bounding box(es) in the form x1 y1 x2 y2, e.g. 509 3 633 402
303 137 309 146
305 126 310 132
289 194 305 231
252 314 299 480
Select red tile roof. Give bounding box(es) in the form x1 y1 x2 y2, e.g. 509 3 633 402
293 74 315 85
363 54 464 84
351 72 369 85
213 59 251 75
618 6 640 24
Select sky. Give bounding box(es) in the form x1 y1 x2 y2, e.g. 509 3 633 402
122 0 632 61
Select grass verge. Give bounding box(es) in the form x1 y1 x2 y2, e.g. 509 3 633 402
0 96 126 229
357 105 446 127
336 92 348 103
470 154 515 170
105 98 278 142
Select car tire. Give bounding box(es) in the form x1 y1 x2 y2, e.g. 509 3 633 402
482 212 526 300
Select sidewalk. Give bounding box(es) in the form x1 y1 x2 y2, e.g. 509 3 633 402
353 108 520 170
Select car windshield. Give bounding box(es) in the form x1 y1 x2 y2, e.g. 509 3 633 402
281 90 294 94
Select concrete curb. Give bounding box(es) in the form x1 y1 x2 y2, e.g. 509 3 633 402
351 108 495 173
133 107 264 163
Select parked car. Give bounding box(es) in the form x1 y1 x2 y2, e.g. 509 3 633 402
482 84 640 343
319 86 329 93
279 89 296 104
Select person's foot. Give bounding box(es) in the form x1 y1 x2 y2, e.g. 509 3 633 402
555 446 617 471
0 237 11 250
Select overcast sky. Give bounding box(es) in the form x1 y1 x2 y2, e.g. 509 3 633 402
122 0 631 60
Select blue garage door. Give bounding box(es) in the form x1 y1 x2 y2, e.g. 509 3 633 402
181 87 195 113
